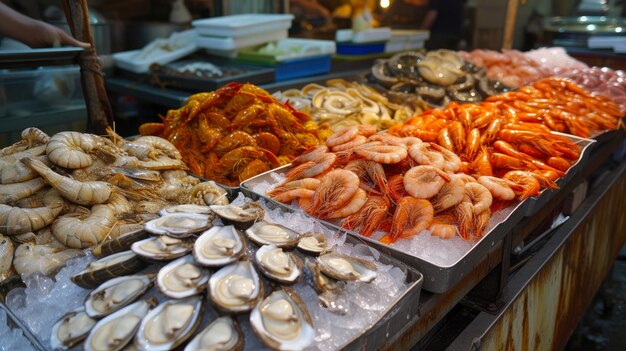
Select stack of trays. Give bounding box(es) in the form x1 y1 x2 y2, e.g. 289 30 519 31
192 14 294 58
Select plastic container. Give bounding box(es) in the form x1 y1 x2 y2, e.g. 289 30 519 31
239 55 331 81
113 45 197 73
335 28 392 43
237 38 336 64
192 14 294 37
196 29 288 51
385 30 430 52
336 41 386 55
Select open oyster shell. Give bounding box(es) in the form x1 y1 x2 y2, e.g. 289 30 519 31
193 225 246 267
84 299 155 351
131 236 193 261
71 250 147 289
245 221 302 249
50 307 96 351
135 296 203 351
210 202 264 230
255 245 303 284
158 204 213 216
296 232 329 256
144 213 213 238
157 255 209 299
250 287 315 351
317 252 378 283
208 259 264 314
84 274 153 318
184 316 244 351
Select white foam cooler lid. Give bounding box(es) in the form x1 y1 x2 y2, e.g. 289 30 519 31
192 14 294 37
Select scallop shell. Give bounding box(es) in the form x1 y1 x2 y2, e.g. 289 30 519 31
193 225 246 267
84 274 153 318
184 316 244 351
249 287 315 351
317 252 378 283
245 221 302 249
135 296 203 351
157 255 209 299
50 307 96 350
131 236 192 261
144 213 212 238
255 245 303 284
208 259 264 314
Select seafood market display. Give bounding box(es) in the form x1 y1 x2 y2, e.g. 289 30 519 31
556 67 626 115
35 195 409 351
369 50 509 108
139 82 331 186
272 79 416 131
0 127 228 281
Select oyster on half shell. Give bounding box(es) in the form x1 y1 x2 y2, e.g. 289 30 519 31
144 213 213 238
255 245 303 284
84 299 155 351
50 307 96 350
131 235 192 261
184 316 244 351
157 255 209 299
193 225 246 267
210 202 264 230
250 287 315 351
317 252 378 283
297 232 329 256
245 221 302 249
135 296 203 351
158 204 213 216
85 274 153 318
208 259 264 313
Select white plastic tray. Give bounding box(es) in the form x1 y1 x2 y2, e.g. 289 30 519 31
241 38 336 62
113 45 197 73
335 28 392 43
196 29 288 50
192 14 293 37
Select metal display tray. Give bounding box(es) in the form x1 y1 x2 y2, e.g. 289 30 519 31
241 189 424 350
240 133 595 293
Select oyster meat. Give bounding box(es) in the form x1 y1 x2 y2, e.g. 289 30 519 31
85 274 153 318
208 259 264 313
158 204 213 216
135 296 203 351
157 255 209 299
184 316 244 351
131 235 192 261
245 221 301 248
71 250 146 289
255 245 303 284
84 299 154 351
50 307 96 350
250 287 315 351
193 225 245 267
317 252 378 283
210 202 264 230
144 213 212 238
296 233 328 256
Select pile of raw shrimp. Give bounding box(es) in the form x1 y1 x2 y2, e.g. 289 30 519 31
0 127 225 280
266 125 538 244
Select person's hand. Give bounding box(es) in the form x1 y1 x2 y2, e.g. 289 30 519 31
22 20 91 49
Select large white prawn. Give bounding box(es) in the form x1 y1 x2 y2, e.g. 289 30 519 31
45 131 121 169
52 204 117 248
0 188 64 235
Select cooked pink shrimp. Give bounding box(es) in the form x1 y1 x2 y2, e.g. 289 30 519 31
271 188 315 203
344 159 389 195
355 145 408 164
326 126 359 147
267 178 320 197
464 182 493 214
430 143 461 173
455 201 474 240
456 174 477 184
342 195 391 237
357 125 377 137
331 135 367 152
307 169 360 218
403 165 451 199
475 209 491 238
368 134 406 146
401 137 423 147
476 176 520 201
389 197 434 241
430 174 465 212
429 223 458 239
284 153 336 181
408 142 445 170
326 188 367 219
292 145 329 165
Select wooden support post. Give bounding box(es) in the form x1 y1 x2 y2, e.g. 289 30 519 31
62 1 113 135
502 0 519 49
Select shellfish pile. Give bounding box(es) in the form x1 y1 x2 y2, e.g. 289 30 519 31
272 79 417 132
46 196 403 351
369 50 509 108
0 127 229 281
138 82 332 186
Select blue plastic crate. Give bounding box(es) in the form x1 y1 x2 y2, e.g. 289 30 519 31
336 42 385 55
239 55 331 81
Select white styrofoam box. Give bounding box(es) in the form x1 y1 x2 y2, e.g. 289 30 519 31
196 29 288 50
588 36 626 49
192 14 293 37
385 29 429 52
250 38 336 61
391 29 430 41
335 28 392 43
335 29 353 42
113 45 197 73
385 39 426 53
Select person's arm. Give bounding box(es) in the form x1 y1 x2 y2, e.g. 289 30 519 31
0 2 89 48
420 9 437 29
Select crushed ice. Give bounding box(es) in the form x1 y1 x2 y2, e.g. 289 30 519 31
0 308 33 351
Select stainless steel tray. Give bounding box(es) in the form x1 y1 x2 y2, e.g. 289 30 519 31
523 132 596 217
0 302 47 351
241 166 528 293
